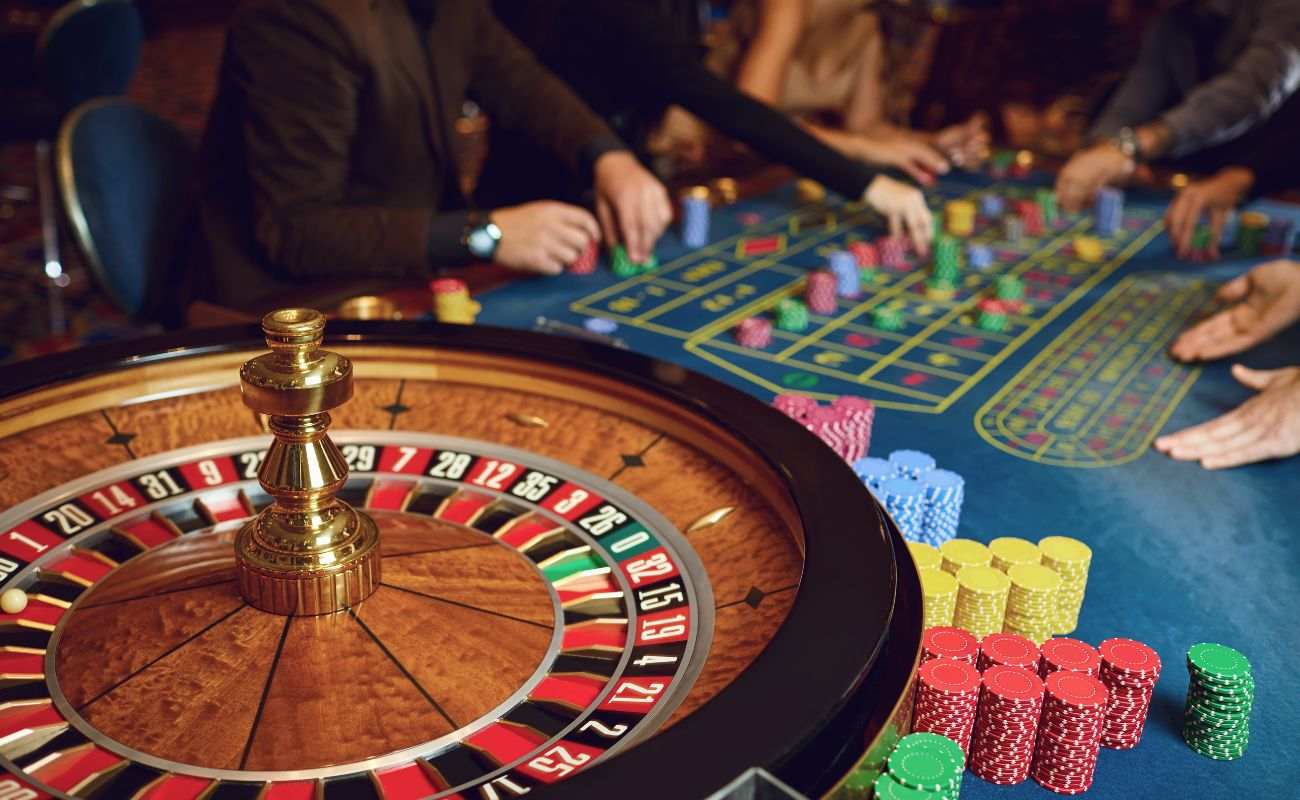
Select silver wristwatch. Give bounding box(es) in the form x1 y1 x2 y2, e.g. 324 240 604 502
465 217 502 260
1112 127 1141 162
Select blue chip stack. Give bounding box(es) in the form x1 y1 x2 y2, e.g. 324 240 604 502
920 469 964 545
829 250 861 298
889 449 936 479
880 477 926 540
1267 217 1297 255
966 243 994 271
681 190 711 248
853 456 895 496
979 192 1005 219
1095 187 1124 237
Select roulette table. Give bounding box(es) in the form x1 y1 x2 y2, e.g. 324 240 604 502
0 311 922 799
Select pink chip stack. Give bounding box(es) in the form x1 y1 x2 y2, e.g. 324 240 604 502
806 270 838 314
770 393 875 463
1097 637 1162 749
849 240 878 266
735 317 773 349
878 236 908 268
569 239 598 273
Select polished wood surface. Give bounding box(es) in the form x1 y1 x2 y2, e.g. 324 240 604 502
4 350 808 772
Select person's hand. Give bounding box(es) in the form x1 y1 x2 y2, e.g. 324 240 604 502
491 201 599 275
932 112 990 168
856 136 950 186
865 174 933 256
1055 142 1134 213
1169 260 1300 362
1153 365 1300 468
593 151 672 264
1165 167 1255 260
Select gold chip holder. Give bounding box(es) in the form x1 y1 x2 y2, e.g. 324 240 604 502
234 308 381 615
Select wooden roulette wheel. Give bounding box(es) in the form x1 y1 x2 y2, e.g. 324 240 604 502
0 310 921 800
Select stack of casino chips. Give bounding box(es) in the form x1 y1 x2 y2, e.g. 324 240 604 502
1032 671 1109 794
922 626 980 666
989 537 1040 573
1034 188 1059 227
611 244 657 277
979 633 1041 672
1094 187 1123 237
941 539 992 576
969 665 1044 784
890 449 937 479
1017 200 1045 236
771 394 875 463
568 239 598 274
734 316 772 349
1187 225 1213 261
772 392 818 422
912 656 982 755
953 565 1011 640
829 250 861 298
1072 235 1105 263
853 456 895 494
774 298 810 331
1261 215 1296 255
921 569 959 628
1097 637 1162 749
806 270 838 314
928 237 961 300
966 243 994 271
849 240 877 267
680 186 711 248
873 304 906 331
879 732 966 800
1183 642 1253 761
1003 563 1063 645
1002 214 1025 243
1038 638 1101 680
1236 210 1268 255
976 298 1010 332
945 200 976 237
909 541 943 574
879 235 908 268
989 150 1015 178
920 469 964 545
431 278 480 324
994 274 1025 304
1038 536 1092 634
880 477 926 540
979 192 1005 218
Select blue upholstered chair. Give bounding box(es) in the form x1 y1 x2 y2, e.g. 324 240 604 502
57 99 194 319
38 0 144 112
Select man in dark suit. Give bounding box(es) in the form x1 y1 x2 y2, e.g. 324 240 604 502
194 0 671 310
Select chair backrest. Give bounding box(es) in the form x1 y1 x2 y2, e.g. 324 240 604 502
38 0 144 112
57 98 194 319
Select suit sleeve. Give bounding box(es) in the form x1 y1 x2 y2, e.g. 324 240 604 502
464 2 624 177
228 3 461 279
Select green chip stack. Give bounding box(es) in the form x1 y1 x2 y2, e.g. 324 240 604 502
873 305 905 332
860 265 880 286
1183 642 1254 761
610 244 658 277
775 298 810 332
1190 224 1211 254
1236 211 1269 256
931 236 961 283
880 732 965 799
994 275 1024 301
1034 188 1058 226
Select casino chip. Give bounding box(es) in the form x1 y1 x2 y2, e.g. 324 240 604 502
989 537 1040 573
583 317 618 335
886 732 966 799
1038 536 1092 634
908 541 943 573
806 270 838 314
940 539 992 576
969 665 1044 785
1097 637 1162 749
734 317 772 349
920 470 964 546
921 626 979 665
1032 671 1108 794
853 456 894 495
912 657 981 756
919 569 958 628
1039 637 1101 679
890 449 937 480
979 633 1040 672
881 477 926 541
1183 642 1253 760
1004 563 1062 645
953 565 1010 640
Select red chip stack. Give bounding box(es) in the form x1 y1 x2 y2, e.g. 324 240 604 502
922 627 980 666
849 240 878 267
1033 671 1109 794
1017 200 1046 236
569 239 599 273
878 236 908 268
806 270 838 314
969 665 1044 785
979 633 1041 672
912 657 982 754
1097 638 1162 749
735 317 773 349
1039 637 1101 679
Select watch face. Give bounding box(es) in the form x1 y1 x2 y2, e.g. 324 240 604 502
468 224 500 259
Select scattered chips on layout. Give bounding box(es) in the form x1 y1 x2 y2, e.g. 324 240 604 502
913 657 982 756
1039 536 1092 634
873 304 905 331
954 565 1010 640
806 270 838 314
849 240 877 266
885 732 966 799
1039 638 1101 679
1098 637 1162 749
1073 235 1104 263
970 665 1044 785
1004 563 1063 644
922 626 980 665
775 297 810 331
829 250 860 298
1183 642 1253 761
734 316 772 349
921 570 959 628
989 537 1041 573
941 539 992 576
583 317 618 335
1033 671 1108 794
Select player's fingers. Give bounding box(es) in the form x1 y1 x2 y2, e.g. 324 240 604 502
1232 363 1281 391
595 198 617 248
552 217 593 255
887 211 903 240
618 199 646 263
910 202 934 256
561 205 602 244
1199 437 1275 469
1216 274 1250 303
1174 194 1204 257
1154 414 1250 460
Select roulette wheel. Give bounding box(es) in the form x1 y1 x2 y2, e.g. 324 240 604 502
0 310 922 800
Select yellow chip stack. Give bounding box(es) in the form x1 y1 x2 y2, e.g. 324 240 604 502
921 568 959 628
989 537 1041 573
1038 535 1092 634
908 541 943 573
940 539 992 576
946 200 977 237
1073 235 1105 263
953 565 1010 640
1003 563 1062 644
